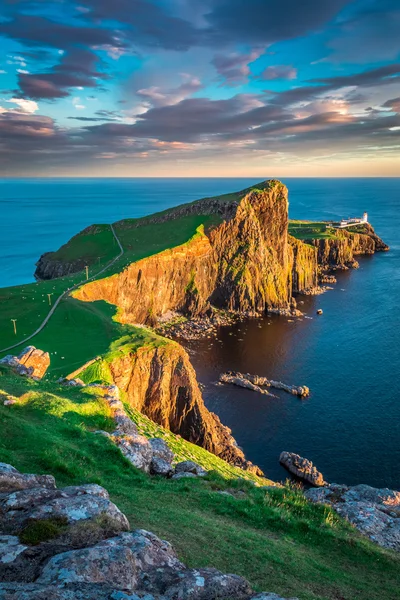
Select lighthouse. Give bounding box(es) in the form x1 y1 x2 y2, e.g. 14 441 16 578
363 212 368 223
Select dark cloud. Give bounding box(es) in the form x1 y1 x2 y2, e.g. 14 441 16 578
382 97 400 113
17 48 107 99
212 50 262 83
259 65 297 81
0 14 117 49
204 0 350 46
310 63 400 88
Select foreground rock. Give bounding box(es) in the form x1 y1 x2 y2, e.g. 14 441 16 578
0 464 297 599
305 483 400 552
0 347 50 380
220 372 309 398
279 452 326 487
94 384 208 480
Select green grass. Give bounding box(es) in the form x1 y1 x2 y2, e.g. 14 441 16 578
289 220 338 241
46 224 118 265
0 369 399 600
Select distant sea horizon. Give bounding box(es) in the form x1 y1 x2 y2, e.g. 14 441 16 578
1 177 399 488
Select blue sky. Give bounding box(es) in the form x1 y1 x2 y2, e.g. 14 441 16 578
0 0 399 176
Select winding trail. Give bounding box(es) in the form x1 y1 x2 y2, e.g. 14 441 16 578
0 224 124 354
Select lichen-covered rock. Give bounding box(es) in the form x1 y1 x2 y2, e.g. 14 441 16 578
0 537 27 565
149 438 174 463
0 466 56 494
279 452 326 487
0 347 50 380
114 434 153 473
174 461 207 477
150 457 173 477
305 483 400 551
0 465 302 600
37 530 183 590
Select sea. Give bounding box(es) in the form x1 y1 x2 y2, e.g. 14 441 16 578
1 177 399 488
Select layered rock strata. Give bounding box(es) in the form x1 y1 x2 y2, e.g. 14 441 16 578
0 463 298 599
93 344 261 474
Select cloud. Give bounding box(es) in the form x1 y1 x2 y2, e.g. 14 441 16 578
2 97 39 114
136 76 203 108
259 65 297 81
17 48 107 99
212 49 263 83
327 0 400 63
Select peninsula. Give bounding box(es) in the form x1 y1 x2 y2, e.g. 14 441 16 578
0 180 396 600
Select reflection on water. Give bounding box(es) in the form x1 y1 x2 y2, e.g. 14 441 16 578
185 259 400 488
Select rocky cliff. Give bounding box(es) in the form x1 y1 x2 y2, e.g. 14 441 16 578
89 341 261 474
74 182 317 321
312 225 388 270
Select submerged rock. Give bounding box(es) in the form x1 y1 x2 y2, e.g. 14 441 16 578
279 452 326 487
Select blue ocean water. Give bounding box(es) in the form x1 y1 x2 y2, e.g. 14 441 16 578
1 177 399 487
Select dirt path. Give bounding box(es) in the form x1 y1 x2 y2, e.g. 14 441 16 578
0 224 124 354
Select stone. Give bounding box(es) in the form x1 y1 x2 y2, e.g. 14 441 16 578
114 434 153 473
250 595 299 600
17 347 50 379
279 452 326 487
150 457 173 477
0 536 27 564
305 482 400 551
0 469 56 494
37 530 183 590
162 568 252 600
149 438 174 463
171 472 197 480
28 494 129 529
0 465 18 474
174 461 207 477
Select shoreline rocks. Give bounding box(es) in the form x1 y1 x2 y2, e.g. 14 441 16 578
279 452 326 487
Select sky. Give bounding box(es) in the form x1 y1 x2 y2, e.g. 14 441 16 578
0 0 399 177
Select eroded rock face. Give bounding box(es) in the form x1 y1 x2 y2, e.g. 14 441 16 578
305 483 400 552
0 465 296 600
103 344 262 474
279 452 326 487
0 347 50 380
311 225 388 270
74 182 315 322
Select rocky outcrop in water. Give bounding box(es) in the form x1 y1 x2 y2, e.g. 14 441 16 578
0 347 50 380
305 483 400 552
279 452 326 487
87 343 262 475
220 373 309 398
0 463 298 599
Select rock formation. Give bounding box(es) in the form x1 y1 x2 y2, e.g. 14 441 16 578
74 182 318 322
93 383 207 478
311 225 388 270
0 347 50 380
279 452 326 487
220 372 310 398
89 344 262 475
305 483 400 552
0 463 298 599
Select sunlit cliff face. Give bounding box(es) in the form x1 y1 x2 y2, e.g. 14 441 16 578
0 0 399 176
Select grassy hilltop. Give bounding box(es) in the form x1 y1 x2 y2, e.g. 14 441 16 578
1 365 399 600
0 181 398 599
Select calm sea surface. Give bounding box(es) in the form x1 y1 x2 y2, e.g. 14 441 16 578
1 178 399 488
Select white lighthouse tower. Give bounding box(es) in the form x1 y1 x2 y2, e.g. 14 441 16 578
363 212 368 223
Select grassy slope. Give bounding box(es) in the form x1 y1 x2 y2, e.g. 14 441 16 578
43 224 118 265
0 368 399 600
